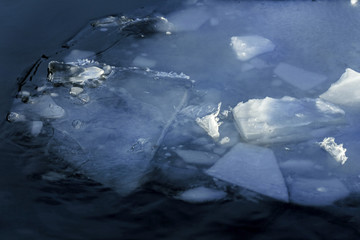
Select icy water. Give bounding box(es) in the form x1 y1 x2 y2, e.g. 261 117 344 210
2 0 360 239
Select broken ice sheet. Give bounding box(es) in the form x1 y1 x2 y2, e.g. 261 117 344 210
206 143 289 202
320 68 360 107
274 62 327 91
319 137 348 165
230 35 275 61
233 96 345 144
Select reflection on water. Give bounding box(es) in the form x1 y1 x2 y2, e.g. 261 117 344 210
2 0 360 239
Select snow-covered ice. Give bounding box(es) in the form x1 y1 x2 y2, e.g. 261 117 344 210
274 63 327 90
206 143 289 202
320 68 360 107
319 137 348 165
233 97 345 144
177 186 227 203
230 36 275 61
196 102 222 140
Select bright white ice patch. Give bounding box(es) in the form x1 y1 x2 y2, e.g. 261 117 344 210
274 63 327 90
206 143 289 202
177 187 227 203
196 102 222 140
320 68 360 107
233 97 345 144
319 137 348 165
230 36 275 61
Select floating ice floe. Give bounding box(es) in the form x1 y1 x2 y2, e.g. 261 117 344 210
206 143 289 202
288 178 350 206
175 149 219 166
196 102 222 140
320 68 360 107
274 62 327 90
230 35 275 61
233 96 345 144
319 137 348 165
177 186 227 203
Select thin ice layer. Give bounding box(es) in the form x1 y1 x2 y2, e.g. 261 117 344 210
206 143 289 202
320 68 360 107
233 96 345 144
177 187 227 203
230 35 275 61
274 62 327 90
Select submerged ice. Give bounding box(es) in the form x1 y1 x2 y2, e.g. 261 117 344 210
8 0 360 207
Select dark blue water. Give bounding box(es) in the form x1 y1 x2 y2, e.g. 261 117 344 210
1 1 360 239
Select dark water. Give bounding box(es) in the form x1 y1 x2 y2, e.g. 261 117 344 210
1 1 360 239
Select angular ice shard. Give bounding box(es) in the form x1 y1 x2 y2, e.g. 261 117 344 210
196 102 222 140
177 187 227 203
206 143 289 202
320 68 360 107
274 63 327 90
319 137 348 165
175 149 219 166
230 36 275 61
289 178 350 206
233 97 345 144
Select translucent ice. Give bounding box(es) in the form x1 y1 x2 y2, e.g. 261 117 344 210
206 143 289 202
177 186 227 203
167 7 210 31
230 36 275 61
233 97 345 144
175 149 219 166
274 63 327 90
289 178 350 206
319 137 348 165
320 68 360 107
30 121 43 137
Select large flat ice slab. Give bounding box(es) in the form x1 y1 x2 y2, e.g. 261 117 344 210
233 97 345 144
274 63 327 90
230 35 275 61
320 68 360 107
206 143 289 202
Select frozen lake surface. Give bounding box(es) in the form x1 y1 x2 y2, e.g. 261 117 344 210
2 0 360 239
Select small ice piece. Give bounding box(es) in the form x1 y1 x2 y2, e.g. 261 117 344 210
206 143 289 202
132 56 157 68
274 63 327 90
177 186 226 203
7 112 26 122
196 102 222 140
230 35 275 61
69 87 84 96
175 149 219 166
30 121 43 137
320 68 360 107
64 49 94 63
319 137 348 165
31 96 65 119
233 97 345 144
71 66 104 84
167 8 210 31
289 178 350 206
219 137 230 145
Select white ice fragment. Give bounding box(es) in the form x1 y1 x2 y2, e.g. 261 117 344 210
320 68 360 107
233 97 345 144
274 63 327 90
219 137 230 145
319 137 348 165
132 56 157 68
196 102 222 140
230 35 275 61
64 49 94 63
7 112 26 122
30 121 43 137
177 186 226 203
69 87 84 96
167 8 210 31
206 143 289 202
289 178 350 206
69 66 104 84
175 149 219 166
